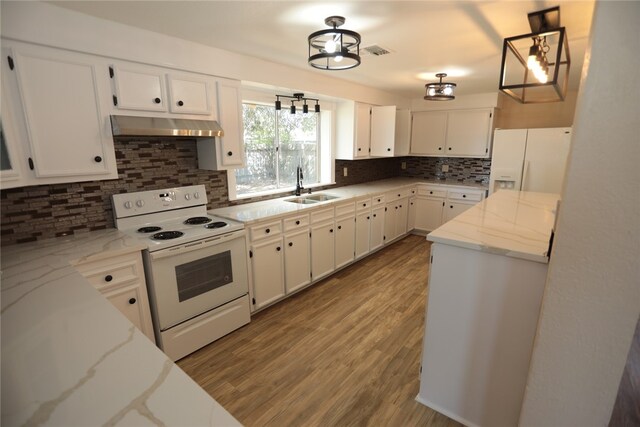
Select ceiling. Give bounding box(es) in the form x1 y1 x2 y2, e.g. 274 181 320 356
48 1 595 99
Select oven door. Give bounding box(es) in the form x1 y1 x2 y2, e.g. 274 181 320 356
148 230 248 330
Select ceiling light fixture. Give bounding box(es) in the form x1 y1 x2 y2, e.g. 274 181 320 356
499 6 570 103
308 16 361 71
275 93 320 114
424 73 457 101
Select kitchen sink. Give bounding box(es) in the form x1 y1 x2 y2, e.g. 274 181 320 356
303 193 340 202
285 197 319 204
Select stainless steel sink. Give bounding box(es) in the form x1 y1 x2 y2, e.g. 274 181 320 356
303 193 340 202
285 197 319 204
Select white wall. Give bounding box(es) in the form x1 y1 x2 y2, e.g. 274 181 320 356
519 2 640 425
0 1 408 108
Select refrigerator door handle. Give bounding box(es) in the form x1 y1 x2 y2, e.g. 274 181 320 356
522 160 530 191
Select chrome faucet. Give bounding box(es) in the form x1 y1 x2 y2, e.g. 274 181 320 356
295 165 304 196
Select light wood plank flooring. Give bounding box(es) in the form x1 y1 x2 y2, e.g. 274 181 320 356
178 234 461 426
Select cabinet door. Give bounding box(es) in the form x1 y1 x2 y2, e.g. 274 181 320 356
446 109 492 157
522 128 571 193
216 79 244 167
251 237 285 309
0 50 25 188
370 206 385 251
407 197 416 231
443 201 474 223
112 65 166 111
284 229 311 294
311 221 335 281
335 216 356 269
103 282 155 342
13 46 114 178
411 111 447 155
415 198 445 231
167 74 211 115
354 103 371 158
370 105 396 157
394 109 411 157
384 202 398 244
396 197 409 237
355 211 371 259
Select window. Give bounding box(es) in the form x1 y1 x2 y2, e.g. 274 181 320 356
234 103 320 197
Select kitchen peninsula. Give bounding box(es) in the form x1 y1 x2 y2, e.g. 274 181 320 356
417 190 559 427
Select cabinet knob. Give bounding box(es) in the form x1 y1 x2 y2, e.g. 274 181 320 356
295 220 300 225
367 216 370 220
227 151 233 156
104 275 113 282
430 191 433 194
438 147 442 151
94 156 102 163
265 228 270 233
128 298 136 305
154 97 161 104
399 205 402 208
463 194 466 198
276 246 281 251
387 148 391 152
338 225 342 230
450 205 454 208
395 206 398 210
358 148 362 151
329 229 334 233
373 214 377 218
177 100 184 106
377 199 381 202
448 147 452 151
288 242 293 247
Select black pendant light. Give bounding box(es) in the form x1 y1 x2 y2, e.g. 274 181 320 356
275 93 320 114
424 73 457 101
308 16 361 71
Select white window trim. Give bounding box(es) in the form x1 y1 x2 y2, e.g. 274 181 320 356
227 89 335 201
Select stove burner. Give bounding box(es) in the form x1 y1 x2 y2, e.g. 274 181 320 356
152 231 184 240
138 226 162 233
205 221 228 229
184 216 212 225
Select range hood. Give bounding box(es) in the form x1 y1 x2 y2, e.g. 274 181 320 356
110 115 224 138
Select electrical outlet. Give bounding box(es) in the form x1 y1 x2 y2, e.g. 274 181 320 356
401 161 407 170
442 164 449 172
343 167 348 177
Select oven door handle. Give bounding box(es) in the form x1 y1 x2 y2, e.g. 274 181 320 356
150 231 245 260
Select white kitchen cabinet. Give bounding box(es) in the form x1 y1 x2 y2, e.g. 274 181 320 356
335 215 356 269
74 252 155 343
0 53 25 188
384 199 408 244
411 109 493 158
414 197 445 232
370 198 386 252
1 42 117 187
311 220 335 281
284 229 311 294
394 109 411 157
443 201 475 223
250 236 285 310
336 101 396 159
407 196 416 231
111 64 214 116
355 197 372 260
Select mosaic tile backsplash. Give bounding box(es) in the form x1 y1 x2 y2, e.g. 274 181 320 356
1 138 488 246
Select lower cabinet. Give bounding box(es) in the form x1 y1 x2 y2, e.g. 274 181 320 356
443 201 475 223
407 197 416 231
355 210 371 259
413 185 486 232
335 215 356 269
370 205 386 251
250 236 285 310
414 197 445 232
284 229 311 294
384 196 409 244
311 220 335 281
74 251 155 343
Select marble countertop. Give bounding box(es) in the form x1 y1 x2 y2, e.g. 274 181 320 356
0 229 240 426
427 190 560 263
212 178 488 224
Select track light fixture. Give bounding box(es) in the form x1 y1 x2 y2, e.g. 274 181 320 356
275 93 320 114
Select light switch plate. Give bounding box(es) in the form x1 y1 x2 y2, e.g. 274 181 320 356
442 165 449 172
343 167 348 177
401 162 407 170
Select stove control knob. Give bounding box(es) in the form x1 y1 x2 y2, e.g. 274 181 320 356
185 194 191 201
124 201 133 209
136 200 145 208
194 192 200 199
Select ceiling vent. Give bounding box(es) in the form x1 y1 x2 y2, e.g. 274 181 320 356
361 45 393 56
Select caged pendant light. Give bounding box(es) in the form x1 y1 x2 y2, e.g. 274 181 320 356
308 16 361 71
424 73 457 101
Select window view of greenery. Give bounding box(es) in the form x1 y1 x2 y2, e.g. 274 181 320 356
235 103 319 196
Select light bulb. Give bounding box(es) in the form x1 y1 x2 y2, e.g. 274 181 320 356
335 55 343 63
443 86 453 96
427 87 436 97
324 39 337 54
527 45 539 71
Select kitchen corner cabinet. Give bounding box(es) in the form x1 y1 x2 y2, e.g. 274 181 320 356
335 101 397 159
0 41 118 189
74 252 155 343
411 109 494 158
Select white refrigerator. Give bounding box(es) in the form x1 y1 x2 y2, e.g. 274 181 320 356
489 127 572 194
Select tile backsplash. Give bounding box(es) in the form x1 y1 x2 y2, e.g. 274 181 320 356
1 139 489 246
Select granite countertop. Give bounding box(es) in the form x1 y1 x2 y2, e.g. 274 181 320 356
0 229 240 426
427 190 560 263
212 178 488 224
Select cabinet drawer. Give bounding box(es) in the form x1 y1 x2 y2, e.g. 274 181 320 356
74 252 143 291
371 195 386 206
447 190 483 202
311 207 334 224
387 188 411 201
356 197 372 212
418 186 447 198
335 201 355 218
283 214 309 231
250 220 283 241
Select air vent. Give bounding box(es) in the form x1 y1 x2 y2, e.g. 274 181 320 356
361 45 393 56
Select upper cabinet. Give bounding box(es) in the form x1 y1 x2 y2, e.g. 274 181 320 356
411 108 494 158
336 101 397 160
110 64 215 116
1 41 118 189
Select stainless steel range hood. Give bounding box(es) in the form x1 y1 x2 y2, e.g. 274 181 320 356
110 115 224 138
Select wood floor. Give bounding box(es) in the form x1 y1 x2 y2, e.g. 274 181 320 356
178 235 461 427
